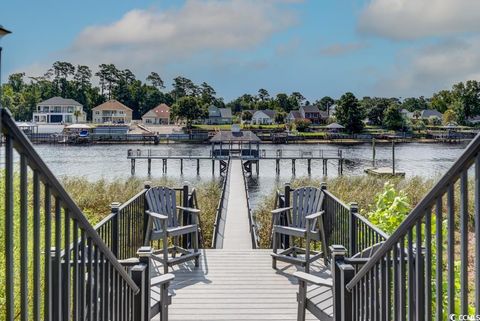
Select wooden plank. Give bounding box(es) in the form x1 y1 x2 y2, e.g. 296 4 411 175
151 249 332 321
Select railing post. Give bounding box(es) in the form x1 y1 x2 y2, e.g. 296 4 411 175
283 183 291 249
132 246 153 321
182 184 190 248
349 203 358 256
111 202 121 258
50 248 61 321
330 245 354 321
143 182 151 245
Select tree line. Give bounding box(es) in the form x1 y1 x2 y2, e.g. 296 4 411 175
1 61 480 131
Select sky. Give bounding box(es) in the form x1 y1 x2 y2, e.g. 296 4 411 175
1 0 480 102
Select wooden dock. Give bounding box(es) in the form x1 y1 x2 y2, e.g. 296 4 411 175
222 160 253 249
128 149 346 176
364 166 406 177
152 249 332 321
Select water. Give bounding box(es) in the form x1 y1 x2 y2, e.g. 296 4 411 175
30 142 468 208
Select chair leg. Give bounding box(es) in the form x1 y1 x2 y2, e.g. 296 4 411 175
272 230 278 269
305 231 311 274
163 232 169 274
297 279 307 321
160 282 169 321
194 228 199 267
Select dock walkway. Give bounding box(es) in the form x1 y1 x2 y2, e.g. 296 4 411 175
222 160 252 249
153 249 331 321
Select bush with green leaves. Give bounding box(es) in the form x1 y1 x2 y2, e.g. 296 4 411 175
365 182 410 234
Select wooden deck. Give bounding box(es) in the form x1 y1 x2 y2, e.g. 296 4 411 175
152 249 332 321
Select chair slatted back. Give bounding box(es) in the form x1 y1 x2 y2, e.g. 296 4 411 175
146 187 178 228
291 187 323 228
351 241 385 259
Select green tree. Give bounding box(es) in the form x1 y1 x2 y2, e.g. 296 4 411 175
317 96 335 114
383 103 405 130
335 92 364 133
443 109 457 124
146 72 165 89
274 111 286 124
171 96 204 128
294 118 311 132
430 90 453 113
242 111 253 122
257 88 270 102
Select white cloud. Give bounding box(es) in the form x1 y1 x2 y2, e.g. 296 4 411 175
373 37 480 96
319 42 367 56
359 0 480 40
65 0 296 72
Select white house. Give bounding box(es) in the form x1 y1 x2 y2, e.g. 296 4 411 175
142 104 171 125
92 100 133 124
32 97 85 124
251 109 276 125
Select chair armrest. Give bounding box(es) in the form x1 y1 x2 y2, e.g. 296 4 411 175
151 273 175 286
271 206 292 215
146 210 168 220
176 206 200 215
294 271 332 287
305 211 324 220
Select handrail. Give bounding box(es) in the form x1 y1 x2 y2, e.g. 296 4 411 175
242 163 259 249
212 157 230 248
1 108 139 293
347 131 480 290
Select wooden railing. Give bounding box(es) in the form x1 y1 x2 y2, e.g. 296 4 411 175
212 158 230 248
342 132 480 321
273 184 387 259
242 163 259 249
0 108 154 321
96 184 203 255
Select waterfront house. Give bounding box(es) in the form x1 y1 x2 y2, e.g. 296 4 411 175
286 110 303 123
299 105 327 124
32 97 85 124
251 109 276 125
420 109 443 120
142 103 171 125
92 99 133 124
206 106 233 125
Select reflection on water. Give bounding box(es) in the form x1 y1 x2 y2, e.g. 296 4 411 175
28 142 467 208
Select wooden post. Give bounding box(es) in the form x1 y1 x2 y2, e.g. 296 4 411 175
349 203 358 256
197 159 200 175
276 159 280 175
110 202 121 257
256 160 259 176
147 158 151 175
180 159 183 174
372 138 376 167
330 245 354 321
392 140 395 175
131 159 135 175
212 160 215 175
292 159 296 175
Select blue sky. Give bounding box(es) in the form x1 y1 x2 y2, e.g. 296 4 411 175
1 0 480 102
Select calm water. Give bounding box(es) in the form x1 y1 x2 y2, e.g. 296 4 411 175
27 142 468 209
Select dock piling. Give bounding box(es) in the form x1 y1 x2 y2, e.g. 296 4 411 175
307 159 311 175
180 159 183 174
197 159 200 175
131 159 135 175
147 158 151 175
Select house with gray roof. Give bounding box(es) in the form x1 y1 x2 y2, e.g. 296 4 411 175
251 109 276 125
286 110 303 123
205 106 233 125
299 105 328 124
420 109 443 119
33 97 85 124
